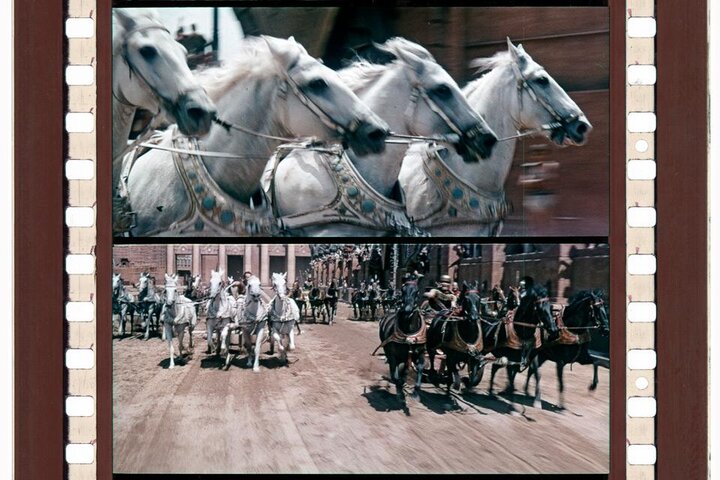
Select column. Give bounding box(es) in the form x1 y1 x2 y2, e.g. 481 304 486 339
192 244 201 277
218 245 227 277
260 244 270 284
166 245 174 275
287 244 296 283
556 243 574 303
244 244 253 274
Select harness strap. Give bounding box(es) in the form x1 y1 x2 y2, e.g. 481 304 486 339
264 143 427 236
411 145 510 229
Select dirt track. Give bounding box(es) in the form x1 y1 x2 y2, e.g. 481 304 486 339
113 303 609 474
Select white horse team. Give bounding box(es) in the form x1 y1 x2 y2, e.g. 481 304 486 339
113 9 592 238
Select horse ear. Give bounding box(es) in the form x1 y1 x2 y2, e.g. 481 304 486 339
114 9 137 32
391 48 425 78
507 37 527 70
283 272 287 279
263 36 301 71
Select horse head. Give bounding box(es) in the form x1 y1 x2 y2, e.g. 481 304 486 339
246 275 263 301
261 36 389 156
591 290 610 336
372 37 497 162
113 8 216 137
209 269 225 299
272 272 288 298
112 273 123 299
459 280 481 323
517 285 557 339
164 273 179 306
470 39 592 147
399 274 420 317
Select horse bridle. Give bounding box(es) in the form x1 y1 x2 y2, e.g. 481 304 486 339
506 61 579 140
117 23 207 114
213 62 363 145
401 71 483 145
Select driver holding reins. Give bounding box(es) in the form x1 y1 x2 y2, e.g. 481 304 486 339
424 274 458 313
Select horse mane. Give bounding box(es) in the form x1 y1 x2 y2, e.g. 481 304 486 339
563 290 595 317
338 37 436 91
377 37 436 62
196 37 284 101
463 51 515 97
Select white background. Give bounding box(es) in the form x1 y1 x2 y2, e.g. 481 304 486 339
0 3 718 478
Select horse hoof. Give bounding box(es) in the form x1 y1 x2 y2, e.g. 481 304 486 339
588 383 598 391
169 364 175 369
252 366 260 373
533 400 542 409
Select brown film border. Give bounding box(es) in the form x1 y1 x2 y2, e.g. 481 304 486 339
14 0 66 479
656 0 709 479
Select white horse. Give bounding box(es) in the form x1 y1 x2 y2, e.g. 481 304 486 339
267 272 300 365
234 275 268 372
263 37 497 237
120 35 390 237
160 273 197 369
399 39 593 236
112 273 135 336
205 269 234 356
112 9 215 189
136 272 163 339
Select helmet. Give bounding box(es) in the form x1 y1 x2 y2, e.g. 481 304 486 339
439 275 452 284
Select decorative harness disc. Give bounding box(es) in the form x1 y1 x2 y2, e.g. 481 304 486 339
263 142 428 237
414 144 510 230
118 126 282 237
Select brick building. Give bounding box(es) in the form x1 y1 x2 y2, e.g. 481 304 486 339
113 244 312 288
309 243 609 307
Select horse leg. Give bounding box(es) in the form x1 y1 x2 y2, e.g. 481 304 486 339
243 329 253 368
589 362 599 391
220 324 230 357
531 357 542 408
295 320 302 336
556 362 566 409
144 312 151 340
289 328 296 351
412 350 425 399
206 318 213 354
188 324 194 351
166 323 175 369
253 328 265 372
489 363 501 395
177 325 186 362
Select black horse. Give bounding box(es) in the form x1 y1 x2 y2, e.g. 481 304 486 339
483 285 558 407
324 282 338 325
426 281 486 393
352 286 365 319
365 286 379 321
309 285 325 321
380 287 398 316
377 275 426 412
524 289 609 408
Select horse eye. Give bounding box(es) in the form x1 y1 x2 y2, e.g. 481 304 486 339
306 78 329 93
139 46 158 61
431 84 452 99
535 76 549 86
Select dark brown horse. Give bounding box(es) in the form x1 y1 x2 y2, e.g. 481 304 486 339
482 285 558 407
377 275 426 413
426 281 487 393
524 289 609 408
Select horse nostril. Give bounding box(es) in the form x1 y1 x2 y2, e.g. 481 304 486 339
187 107 207 123
368 128 388 142
482 133 498 151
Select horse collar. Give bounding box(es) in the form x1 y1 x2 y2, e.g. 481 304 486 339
413 145 509 229
265 143 427 236
152 127 283 236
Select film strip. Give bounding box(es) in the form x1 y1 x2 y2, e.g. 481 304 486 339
63 2 658 478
